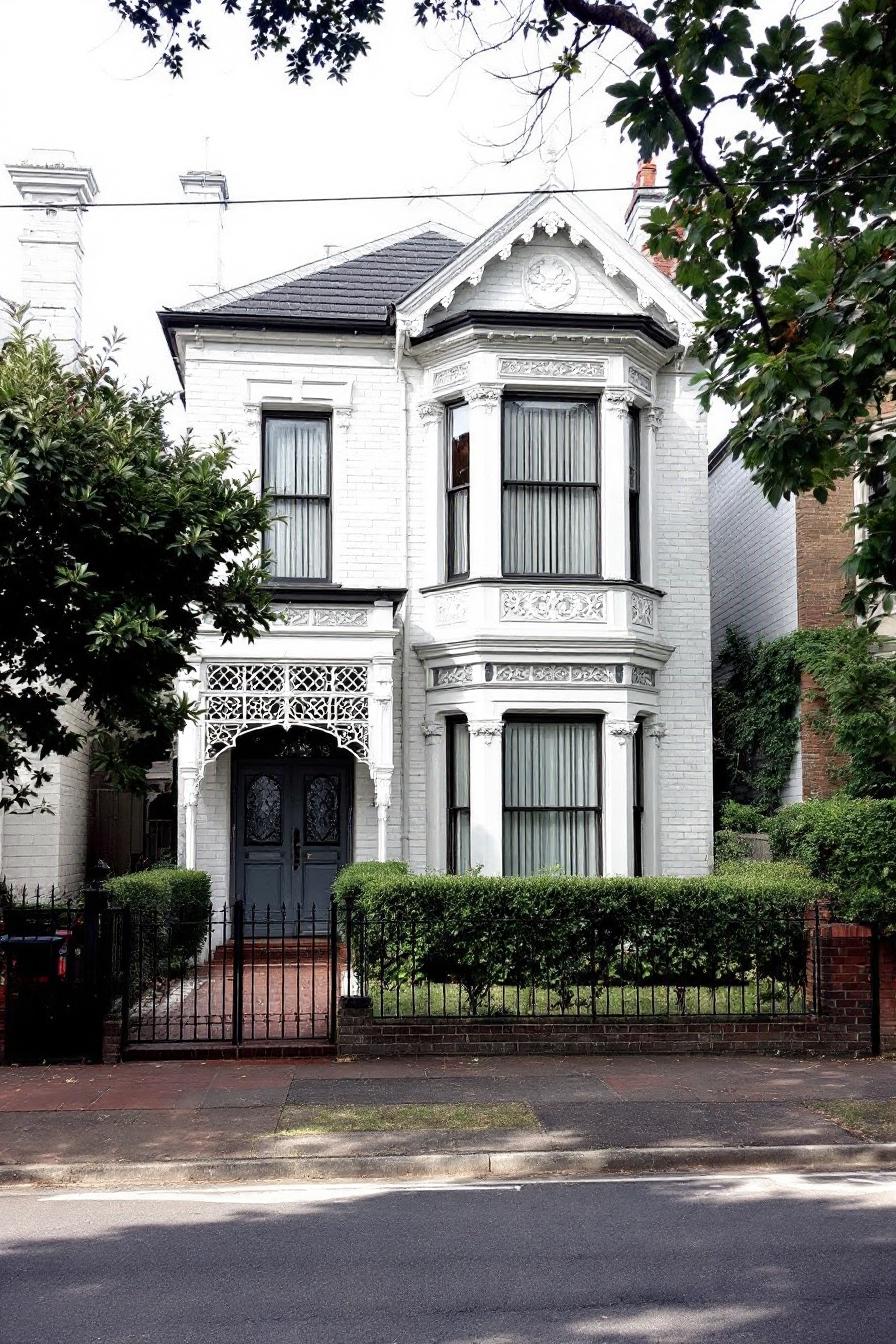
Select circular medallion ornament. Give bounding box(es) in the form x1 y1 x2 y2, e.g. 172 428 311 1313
522 253 578 310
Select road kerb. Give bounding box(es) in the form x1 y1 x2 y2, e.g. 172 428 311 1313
3 1142 896 1188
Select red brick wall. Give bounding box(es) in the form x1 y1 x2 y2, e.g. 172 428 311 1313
794 483 855 797
338 911 876 1059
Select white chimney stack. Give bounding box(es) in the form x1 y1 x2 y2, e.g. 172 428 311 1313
179 169 229 301
6 149 98 359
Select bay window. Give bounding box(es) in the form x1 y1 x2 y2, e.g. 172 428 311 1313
503 718 602 876
446 403 470 579
446 717 471 873
263 415 330 580
502 398 599 577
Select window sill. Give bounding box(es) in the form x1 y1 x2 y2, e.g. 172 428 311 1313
419 577 665 598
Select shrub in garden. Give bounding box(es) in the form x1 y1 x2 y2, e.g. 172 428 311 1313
768 797 896 929
333 861 823 1014
105 867 212 964
719 801 769 834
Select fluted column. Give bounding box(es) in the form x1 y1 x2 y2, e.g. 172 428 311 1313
604 718 639 876
601 388 635 579
468 719 504 875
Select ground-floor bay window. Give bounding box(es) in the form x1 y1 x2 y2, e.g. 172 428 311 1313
502 717 602 877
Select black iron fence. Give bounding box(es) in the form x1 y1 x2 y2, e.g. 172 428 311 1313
343 900 819 1020
0 883 125 1062
123 900 338 1048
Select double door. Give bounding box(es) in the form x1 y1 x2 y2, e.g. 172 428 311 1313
234 760 350 924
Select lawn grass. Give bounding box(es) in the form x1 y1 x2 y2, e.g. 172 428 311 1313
275 1101 539 1134
364 980 807 1019
808 1100 896 1142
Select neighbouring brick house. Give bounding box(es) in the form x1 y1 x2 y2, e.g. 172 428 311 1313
3 156 715 908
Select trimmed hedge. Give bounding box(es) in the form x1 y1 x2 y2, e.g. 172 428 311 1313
768 797 896 929
333 861 825 1012
719 801 769 833
105 868 212 963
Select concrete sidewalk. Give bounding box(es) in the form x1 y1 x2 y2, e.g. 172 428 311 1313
2 1054 896 1184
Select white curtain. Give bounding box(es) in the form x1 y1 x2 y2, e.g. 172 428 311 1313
447 490 469 577
448 719 471 873
502 400 599 575
263 418 329 579
503 719 601 876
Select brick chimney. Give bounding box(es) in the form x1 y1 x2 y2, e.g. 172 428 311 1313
6 150 98 360
624 160 678 280
179 169 229 301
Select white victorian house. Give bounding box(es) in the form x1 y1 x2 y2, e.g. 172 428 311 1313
160 176 713 919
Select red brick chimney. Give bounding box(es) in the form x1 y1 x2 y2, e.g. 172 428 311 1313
623 159 678 280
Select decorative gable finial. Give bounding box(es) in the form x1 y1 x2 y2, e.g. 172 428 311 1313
540 122 570 190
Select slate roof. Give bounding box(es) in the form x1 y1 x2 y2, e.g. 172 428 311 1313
186 230 467 327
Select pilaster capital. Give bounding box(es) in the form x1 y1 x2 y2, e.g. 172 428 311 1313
372 767 393 809
647 721 667 746
646 405 665 431
469 720 504 743
608 719 641 745
244 402 262 431
466 384 503 413
333 405 354 429
417 399 445 425
422 720 445 741
604 387 636 419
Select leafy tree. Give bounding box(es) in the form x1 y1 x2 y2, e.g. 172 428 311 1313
112 0 896 616
0 319 271 808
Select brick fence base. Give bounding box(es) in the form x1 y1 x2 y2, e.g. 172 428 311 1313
338 914 880 1060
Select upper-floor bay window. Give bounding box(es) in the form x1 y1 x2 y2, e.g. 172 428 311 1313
263 414 331 580
628 407 642 583
502 397 600 577
446 403 470 579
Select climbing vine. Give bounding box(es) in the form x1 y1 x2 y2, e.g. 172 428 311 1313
713 624 896 813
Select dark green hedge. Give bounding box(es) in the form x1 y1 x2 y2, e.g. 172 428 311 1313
333 861 824 1011
768 797 896 928
106 867 212 963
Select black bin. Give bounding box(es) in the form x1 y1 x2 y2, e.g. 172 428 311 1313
0 933 75 1063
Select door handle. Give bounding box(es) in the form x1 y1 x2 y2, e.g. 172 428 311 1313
293 828 301 870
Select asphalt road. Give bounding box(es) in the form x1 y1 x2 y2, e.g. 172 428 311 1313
1 1172 894 1343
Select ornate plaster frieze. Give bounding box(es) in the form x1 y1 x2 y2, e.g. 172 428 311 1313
433 664 474 687
631 666 657 687
630 593 655 628
522 254 578 310
271 605 368 628
498 358 607 381
628 366 652 393
433 361 470 390
604 387 636 419
490 663 617 685
500 588 606 623
436 593 469 625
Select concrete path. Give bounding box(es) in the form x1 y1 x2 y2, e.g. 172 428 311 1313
1 1055 895 1176
3 1172 896 1342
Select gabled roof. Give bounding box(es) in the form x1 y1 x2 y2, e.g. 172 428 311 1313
163 225 468 329
394 189 701 349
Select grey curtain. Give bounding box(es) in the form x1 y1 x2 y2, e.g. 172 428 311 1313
263 418 330 579
503 719 601 876
502 400 599 575
448 719 471 874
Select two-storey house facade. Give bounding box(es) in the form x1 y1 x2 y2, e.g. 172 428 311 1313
160 183 713 919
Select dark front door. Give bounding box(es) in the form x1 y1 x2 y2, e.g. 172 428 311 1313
235 758 350 924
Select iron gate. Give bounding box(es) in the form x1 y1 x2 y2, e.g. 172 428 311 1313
122 900 339 1050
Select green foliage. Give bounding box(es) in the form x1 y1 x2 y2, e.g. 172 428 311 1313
713 628 801 814
768 797 896 928
714 625 896 810
333 861 822 1014
0 319 271 807
713 830 754 866
105 866 212 961
719 801 768 833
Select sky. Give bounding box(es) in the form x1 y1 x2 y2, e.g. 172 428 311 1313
0 0 822 444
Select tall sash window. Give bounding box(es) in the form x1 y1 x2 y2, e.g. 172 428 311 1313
263 416 330 579
447 717 471 873
628 407 642 583
502 398 599 576
503 718 602 876
446 404 470 579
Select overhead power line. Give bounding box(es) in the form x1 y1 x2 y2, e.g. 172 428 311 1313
0 175 893 210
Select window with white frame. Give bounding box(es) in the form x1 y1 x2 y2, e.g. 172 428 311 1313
502 397 600 577
446 716 471 873
263 415 331 580
446 404 470 580
628 407 642 584
502 717 602 876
